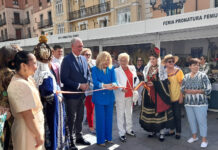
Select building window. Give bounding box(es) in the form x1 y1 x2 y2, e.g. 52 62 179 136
27 27 31 38
39 0 42 6
4 29 7 40
26 11 30 21
25 0 28 4
57 23 64 34
47 0 50 2
40 14 43 27
78 21 88 30
13 0 19 5
78 21 88 31
80 6 86 17
3 12 5 21
99 0 107 12
2 0 4 5
215 0 218 7
14 12 20 24
169 8 182 15
56 0 64 15
99 19 107 27
98 16 108 28
80 24 86 30
48 11 52 25
117 7 130 24
1 30 4 41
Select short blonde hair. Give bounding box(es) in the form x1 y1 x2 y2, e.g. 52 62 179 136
81 48 92 57
96 51 112 70
118 52 129 62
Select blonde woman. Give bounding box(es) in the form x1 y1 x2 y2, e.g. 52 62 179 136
115 53 139 142
91 51 118 146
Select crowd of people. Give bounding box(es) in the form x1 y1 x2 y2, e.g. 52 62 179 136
0 36 212 150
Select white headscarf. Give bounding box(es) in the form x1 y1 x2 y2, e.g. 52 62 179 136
143 57 168 82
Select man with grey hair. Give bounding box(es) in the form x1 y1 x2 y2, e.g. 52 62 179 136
61 37 91 150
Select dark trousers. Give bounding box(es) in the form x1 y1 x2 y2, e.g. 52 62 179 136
65 97 84 141
171 101 181 133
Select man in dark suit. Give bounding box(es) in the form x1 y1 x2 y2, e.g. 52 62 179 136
61 37 91 150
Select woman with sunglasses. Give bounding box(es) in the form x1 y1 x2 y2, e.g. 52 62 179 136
81 48 96 134
162 54 184 140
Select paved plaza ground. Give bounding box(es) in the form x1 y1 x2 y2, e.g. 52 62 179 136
78 106 218 150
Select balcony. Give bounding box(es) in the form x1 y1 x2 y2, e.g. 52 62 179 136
0 19 6 27
0 33 32 42
69 1 110 21
38 19 53 29
12 19 23 25
23 18 30 25
12 18 30 25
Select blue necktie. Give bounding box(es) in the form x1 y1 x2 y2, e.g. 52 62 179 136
77 56 83 73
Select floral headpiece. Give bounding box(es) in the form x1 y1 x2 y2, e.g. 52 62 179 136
33 35 52 63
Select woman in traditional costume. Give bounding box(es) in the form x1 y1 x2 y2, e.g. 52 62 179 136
139 45 174 142
33 36 70 150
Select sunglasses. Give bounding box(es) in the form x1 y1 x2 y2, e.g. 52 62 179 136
85 54 91 57
137 60 143 61
167 60 175 64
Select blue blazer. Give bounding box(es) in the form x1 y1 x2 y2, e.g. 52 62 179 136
60 53 89 99
91 66 117 105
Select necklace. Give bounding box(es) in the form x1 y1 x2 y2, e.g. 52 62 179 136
148 65 158 77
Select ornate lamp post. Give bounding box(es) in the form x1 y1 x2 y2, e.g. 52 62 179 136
150 0 186 16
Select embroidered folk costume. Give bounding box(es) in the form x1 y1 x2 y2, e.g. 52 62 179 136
33 36 70 150
139 46 174 135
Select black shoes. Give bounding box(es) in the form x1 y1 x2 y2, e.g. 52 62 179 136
165 131 175 136
120 136 127 142
166 131 181 140
120 131 136 142
76 138 91 145
70 143 78 150
175 134 181 140
159 134 165 142
148 132 156 138
127 131 136 137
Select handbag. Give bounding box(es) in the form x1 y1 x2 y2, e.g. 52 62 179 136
0 112 7 137
124 69 139 103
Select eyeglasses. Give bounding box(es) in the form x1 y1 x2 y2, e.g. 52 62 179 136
167 60 175 64
85 54 91 57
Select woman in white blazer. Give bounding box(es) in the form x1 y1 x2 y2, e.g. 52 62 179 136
115 53 139 142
